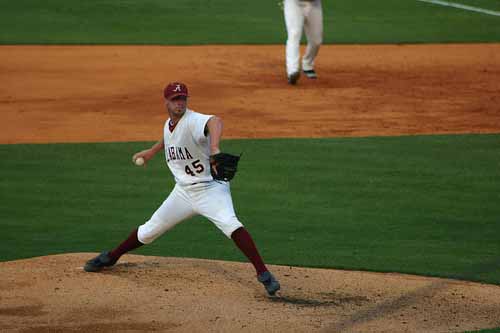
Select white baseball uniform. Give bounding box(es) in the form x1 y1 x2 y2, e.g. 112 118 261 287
284 0 323 76
137 109 243 244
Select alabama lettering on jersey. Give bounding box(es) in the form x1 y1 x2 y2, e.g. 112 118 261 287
164 109 213 185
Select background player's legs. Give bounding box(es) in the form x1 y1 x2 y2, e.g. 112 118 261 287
284 0 305 77
302 0 323 72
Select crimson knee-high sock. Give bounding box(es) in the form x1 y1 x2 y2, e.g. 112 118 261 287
231 227 268 275
109 228 144 261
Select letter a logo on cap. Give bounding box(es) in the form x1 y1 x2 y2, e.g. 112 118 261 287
164 82 188 100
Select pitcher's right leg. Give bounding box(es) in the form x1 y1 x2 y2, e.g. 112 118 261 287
84 185 195 272
137 184 195 244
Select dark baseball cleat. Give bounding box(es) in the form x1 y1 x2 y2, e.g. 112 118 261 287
258 271 281 296
303 69 317 79
287 72 300 85
84 251 117 272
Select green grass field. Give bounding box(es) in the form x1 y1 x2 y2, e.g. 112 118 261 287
2 135 499 285
465 329 500 333
1 0 500 44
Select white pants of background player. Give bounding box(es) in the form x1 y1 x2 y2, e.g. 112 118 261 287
284 0 323 76
137 181 243 244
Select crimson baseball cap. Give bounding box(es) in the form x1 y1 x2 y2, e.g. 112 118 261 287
164 82 188 100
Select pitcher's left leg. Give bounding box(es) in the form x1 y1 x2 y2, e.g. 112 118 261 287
302 0 323 76
195 181 280 296
231 227 280 296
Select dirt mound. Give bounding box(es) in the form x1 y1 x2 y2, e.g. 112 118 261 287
1 254 499 332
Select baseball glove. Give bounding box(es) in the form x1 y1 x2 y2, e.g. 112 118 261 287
210 152 240 181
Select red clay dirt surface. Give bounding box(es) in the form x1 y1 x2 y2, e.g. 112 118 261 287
1 44 500 143
1 44 500 332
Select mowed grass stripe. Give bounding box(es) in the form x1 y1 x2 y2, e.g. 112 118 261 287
1 134 499 284
1 0 500 44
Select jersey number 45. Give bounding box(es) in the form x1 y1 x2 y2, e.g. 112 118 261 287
185 159 204 176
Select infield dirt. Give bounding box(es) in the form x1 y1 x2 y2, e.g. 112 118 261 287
1 44 500 332
1 44 500 143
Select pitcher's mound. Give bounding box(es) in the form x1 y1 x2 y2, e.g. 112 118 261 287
1 253 499 332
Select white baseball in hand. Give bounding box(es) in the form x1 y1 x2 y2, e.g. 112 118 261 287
134 157 145 166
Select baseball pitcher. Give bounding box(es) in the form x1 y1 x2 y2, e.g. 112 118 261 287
84 82 280 297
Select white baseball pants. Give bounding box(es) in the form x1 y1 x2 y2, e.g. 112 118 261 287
137 181 243 244
284 0 323 75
